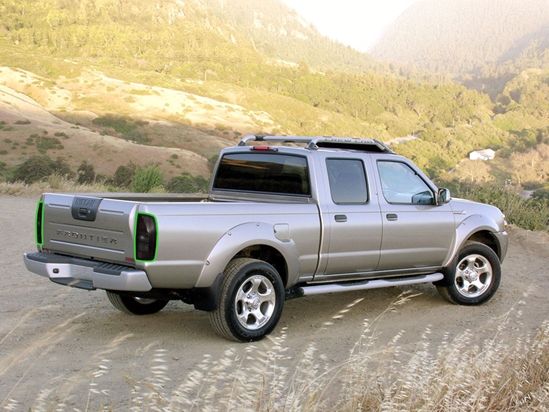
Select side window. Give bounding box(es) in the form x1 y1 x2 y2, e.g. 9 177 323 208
327 159 368 204
377 161 434 205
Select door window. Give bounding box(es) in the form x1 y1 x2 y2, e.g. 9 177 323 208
377 161 434 205
327 159 368 204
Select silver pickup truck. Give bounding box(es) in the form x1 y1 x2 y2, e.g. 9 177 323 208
24 135 508 341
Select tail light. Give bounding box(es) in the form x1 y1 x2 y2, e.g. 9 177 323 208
36 200 44 246
135 213 157 261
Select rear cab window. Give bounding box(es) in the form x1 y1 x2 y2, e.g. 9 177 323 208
213 152 310 196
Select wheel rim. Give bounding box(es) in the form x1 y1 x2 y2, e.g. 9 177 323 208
234 274 276 331
455 253 493 298
133 297 157 305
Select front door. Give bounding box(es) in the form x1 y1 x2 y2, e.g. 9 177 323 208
375 159 455 271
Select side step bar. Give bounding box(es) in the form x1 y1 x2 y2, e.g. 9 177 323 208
293 273 444 298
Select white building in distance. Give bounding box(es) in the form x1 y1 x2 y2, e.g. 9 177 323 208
469 149 495 161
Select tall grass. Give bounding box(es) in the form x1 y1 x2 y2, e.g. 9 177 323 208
11 292 549 411
0 176 114 197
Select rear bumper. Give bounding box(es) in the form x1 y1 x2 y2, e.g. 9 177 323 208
24 252 152 292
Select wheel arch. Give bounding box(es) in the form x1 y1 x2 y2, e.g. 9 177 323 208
232 244 289 287
467 230 501 259
195 222 297 290
444 214 506 268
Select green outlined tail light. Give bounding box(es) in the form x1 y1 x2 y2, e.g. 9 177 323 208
36 200 44 246
135 212 157 261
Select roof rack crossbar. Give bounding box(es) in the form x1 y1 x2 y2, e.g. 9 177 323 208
237 135 394 154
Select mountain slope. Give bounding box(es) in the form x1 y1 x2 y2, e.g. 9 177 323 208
200 0 379 72
371 0 549 75
0 0 378 75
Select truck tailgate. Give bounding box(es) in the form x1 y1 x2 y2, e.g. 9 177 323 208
39 194 138 265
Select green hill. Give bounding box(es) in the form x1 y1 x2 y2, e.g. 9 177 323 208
1 0 549 201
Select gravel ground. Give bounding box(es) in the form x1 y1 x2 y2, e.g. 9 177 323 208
1 194 548 410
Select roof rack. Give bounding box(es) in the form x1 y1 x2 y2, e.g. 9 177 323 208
237 135 394 154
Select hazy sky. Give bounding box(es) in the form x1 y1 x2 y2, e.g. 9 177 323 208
280 0 418 51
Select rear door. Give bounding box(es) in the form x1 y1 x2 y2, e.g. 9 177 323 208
317 154 383 278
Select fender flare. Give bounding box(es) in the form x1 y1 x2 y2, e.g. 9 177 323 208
444 214 503 267
194 222 300 290
437 214 504 287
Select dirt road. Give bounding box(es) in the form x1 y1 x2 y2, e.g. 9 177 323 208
1 195 548 410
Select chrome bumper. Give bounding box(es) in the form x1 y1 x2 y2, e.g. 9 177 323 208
24 252 152 292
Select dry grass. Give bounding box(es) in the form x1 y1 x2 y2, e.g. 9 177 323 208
10 292 547 411
0 178 114 197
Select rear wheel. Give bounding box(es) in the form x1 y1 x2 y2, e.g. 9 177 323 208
437 241 501 305
209 258 285 342
106 291 169 315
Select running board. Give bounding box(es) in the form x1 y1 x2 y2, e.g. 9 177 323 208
296 273 444 297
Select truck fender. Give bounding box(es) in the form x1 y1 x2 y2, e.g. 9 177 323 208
440 213 503 275
194 222 300 290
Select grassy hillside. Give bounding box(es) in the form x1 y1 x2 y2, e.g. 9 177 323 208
1 0 549 206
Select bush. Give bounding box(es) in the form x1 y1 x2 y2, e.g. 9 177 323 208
77 161 96 184
25 135 64 153
109 162 136 189
452 183 549 231
132 165 164 193
10 155 73 184
92 115 151 144
166 174 208 193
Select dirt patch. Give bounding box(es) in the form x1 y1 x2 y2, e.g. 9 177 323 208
1 195 548 410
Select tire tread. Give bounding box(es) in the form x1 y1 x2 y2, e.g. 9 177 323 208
437 241 501 306
209 258 284 342
106 291 169 315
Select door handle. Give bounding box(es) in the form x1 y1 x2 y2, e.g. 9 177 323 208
386 213 398 221
335 214 347 222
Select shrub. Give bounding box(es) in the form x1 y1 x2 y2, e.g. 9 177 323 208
35 136 64 153
452 183 549 231
109 162 136 189
132 165 164 193
54 132 70 139
10 155 73 184
77 161 96 184
166 174 208 193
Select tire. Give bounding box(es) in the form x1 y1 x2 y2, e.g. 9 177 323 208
209 258 285 342
106 291 169 315
437 241 501 305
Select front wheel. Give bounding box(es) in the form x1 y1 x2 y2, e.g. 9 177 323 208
437 241 501 305
106 291 169 315
209 258 285 342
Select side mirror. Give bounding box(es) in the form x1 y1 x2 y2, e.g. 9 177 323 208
437 188 451 205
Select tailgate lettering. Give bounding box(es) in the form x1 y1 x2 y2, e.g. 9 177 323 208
55 229 117 244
